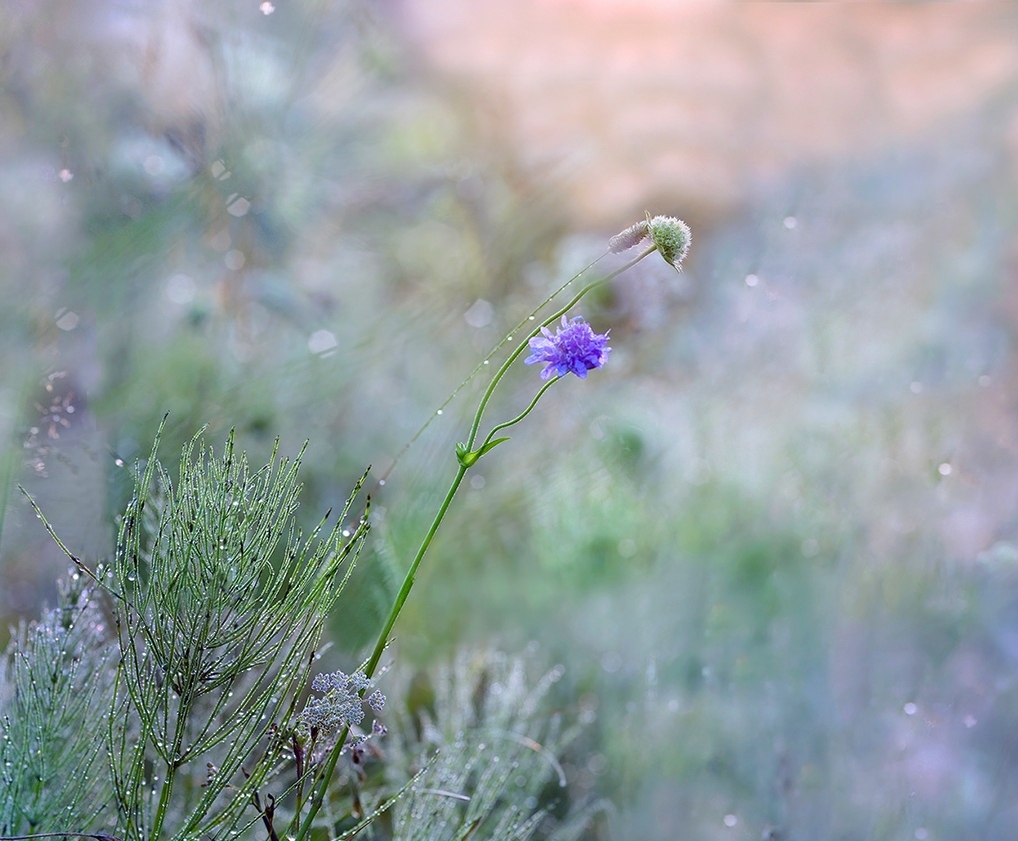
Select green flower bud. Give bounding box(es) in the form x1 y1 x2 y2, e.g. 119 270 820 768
647 214 691 270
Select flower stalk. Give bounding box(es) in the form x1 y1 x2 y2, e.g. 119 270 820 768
289 217 688 839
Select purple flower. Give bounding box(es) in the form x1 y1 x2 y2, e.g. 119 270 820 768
525 315 611 380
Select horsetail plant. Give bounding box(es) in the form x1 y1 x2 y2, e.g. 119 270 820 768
0 216 689 841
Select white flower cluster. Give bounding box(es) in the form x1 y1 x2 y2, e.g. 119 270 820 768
299 669 384 734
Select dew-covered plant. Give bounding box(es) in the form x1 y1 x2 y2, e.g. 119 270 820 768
0 572 115 834
386 649 610 841
5 431 371 841
0 216 688 840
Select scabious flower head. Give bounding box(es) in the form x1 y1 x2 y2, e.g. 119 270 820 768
525 315 611 380
647 214 691 269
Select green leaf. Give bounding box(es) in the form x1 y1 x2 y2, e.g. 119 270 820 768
455 437 511 468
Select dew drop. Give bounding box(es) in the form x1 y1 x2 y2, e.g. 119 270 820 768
308 330 337 355
55 308 79 331
464 298 494 328
227 196 251 217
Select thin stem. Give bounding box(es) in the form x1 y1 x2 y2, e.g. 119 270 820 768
148 759 179 841
364 462 468 679
18 489 100 586
373 252 609 488
150 679 191 841
476 378 557 455
292 464 469 841
0 835 121 841
291 730 315 835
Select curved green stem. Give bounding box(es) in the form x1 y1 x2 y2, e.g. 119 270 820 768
374 252 609 487
294 242 656 841
475 378 557 456
464 245 654 453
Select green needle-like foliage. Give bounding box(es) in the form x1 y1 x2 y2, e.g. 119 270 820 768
0 572 116 836
7 429 370 841
104 430 370 841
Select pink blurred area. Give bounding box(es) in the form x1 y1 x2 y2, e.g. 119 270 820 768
397 0 1018 224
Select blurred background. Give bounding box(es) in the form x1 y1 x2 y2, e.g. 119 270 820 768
4 0 1018 838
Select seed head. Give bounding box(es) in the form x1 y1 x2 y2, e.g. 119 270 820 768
647 214 691 270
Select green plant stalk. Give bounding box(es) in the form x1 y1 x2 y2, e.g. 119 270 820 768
366 373 553 682
290 378 560 841
292 242 657 841
291 380 551 839
290 464 468 841
149 764 177 841
375 252 609 486
291 730 317 835
148 694 190 841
